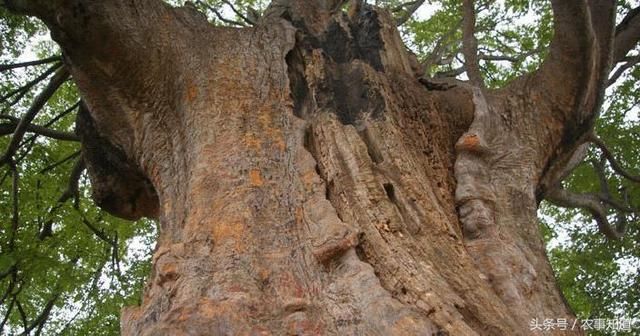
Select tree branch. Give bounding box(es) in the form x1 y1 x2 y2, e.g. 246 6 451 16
39 150 81 174
422 20 462 73
21 294 59 335
221 0 255 25
588 132 640 183
0 55 61 72
0 66 69 166
607 54 640 86
393 0 425 26
545 186 627 240
0 62 61 104
435 66 466 78
16 300 28 332
77 210 118 247
613 6 640 62
195 0 247 26
38 155 85 240
536 1 611 116
58 155 85 204
0 298 15 332
591 158 636 212
0 116 79 141
479 48 542 63
461 0 483 87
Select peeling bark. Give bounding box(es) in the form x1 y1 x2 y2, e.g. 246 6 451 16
4 0 619 334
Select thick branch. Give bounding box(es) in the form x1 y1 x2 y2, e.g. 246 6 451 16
545 187 626 240
435 66 465 78
607 54 640 86
393 0 425 26
614 6 640 62
534 1 608 124
461 0 483 87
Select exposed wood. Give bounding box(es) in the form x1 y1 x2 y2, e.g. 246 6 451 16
1 0 622 334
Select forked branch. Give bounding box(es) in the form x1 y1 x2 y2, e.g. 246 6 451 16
588 132 640 183
545 186 629 240
0 66 69 166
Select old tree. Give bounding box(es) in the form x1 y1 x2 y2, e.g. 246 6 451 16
1 0 639 334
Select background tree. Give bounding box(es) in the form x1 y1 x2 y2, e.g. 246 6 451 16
0 0 638 335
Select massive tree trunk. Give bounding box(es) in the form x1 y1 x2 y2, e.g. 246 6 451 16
5 0 618 334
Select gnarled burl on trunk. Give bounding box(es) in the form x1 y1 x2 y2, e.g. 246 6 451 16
4 0 619 334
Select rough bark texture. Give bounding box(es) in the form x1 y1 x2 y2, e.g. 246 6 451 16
6 0 619 335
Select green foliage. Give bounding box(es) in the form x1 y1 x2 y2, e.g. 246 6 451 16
1 8 156 335
0 0 639 334
541 45 640 332
0 8 44 61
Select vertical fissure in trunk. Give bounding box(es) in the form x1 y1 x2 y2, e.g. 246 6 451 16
15 0 605 334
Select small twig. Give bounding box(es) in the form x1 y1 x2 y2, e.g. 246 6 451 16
77 210 118 248
0 62 61 104
39 151 81 174
55 261 105 335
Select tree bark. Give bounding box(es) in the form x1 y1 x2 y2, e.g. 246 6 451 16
5 0 618 334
